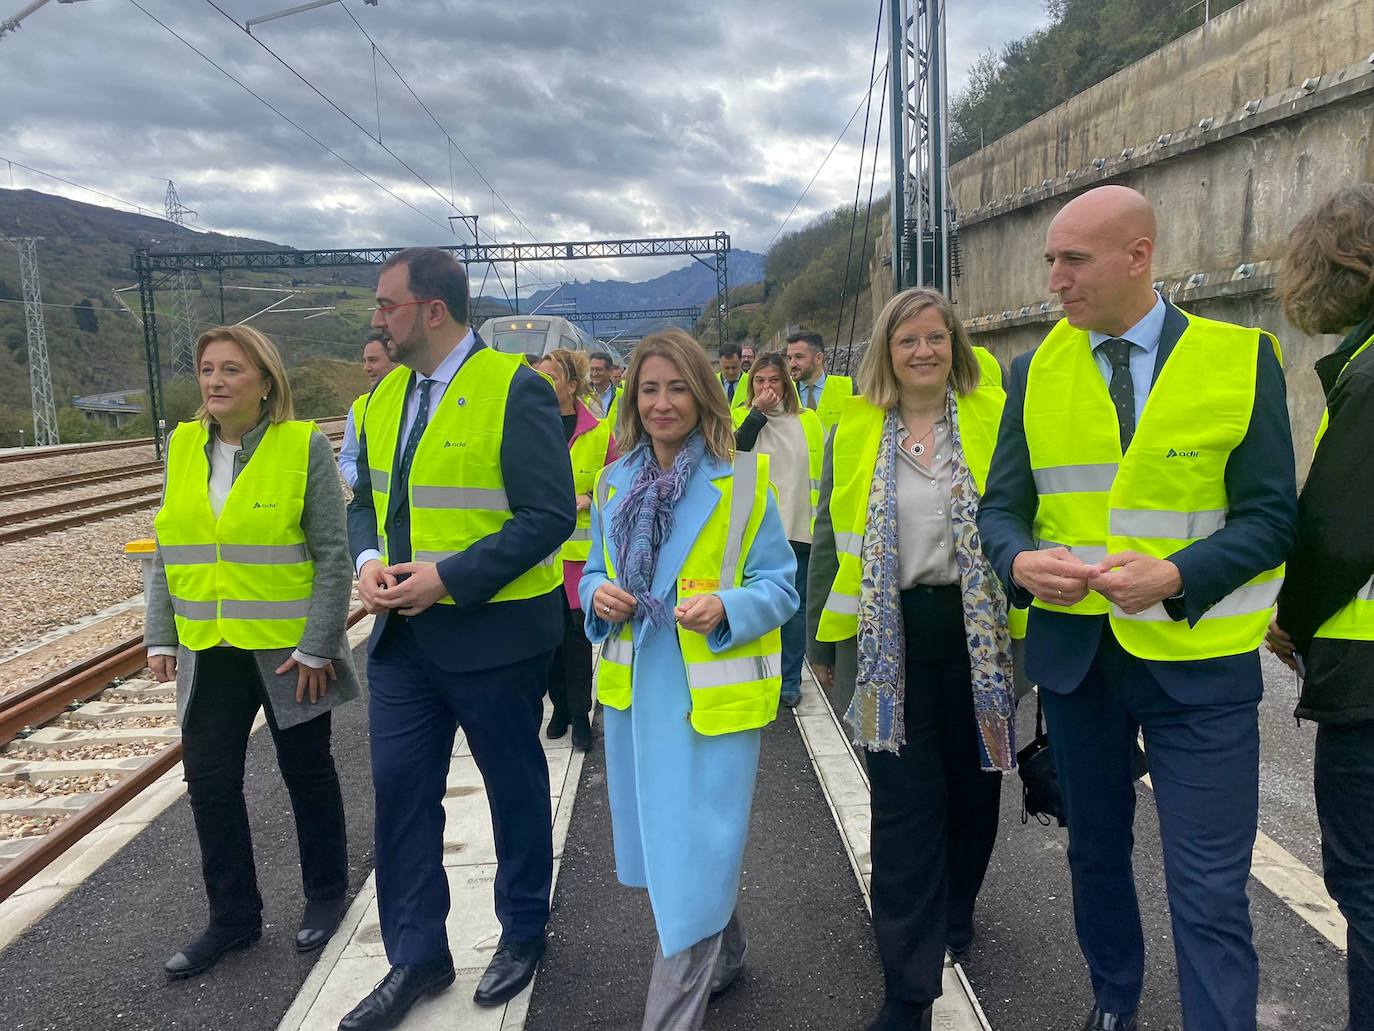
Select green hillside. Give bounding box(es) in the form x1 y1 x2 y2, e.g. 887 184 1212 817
0 188 514 441
697 200 886 374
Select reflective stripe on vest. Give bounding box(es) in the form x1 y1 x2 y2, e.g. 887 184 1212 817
361 352 560 604
154 420 316 650
817 385 1024 640
562 415 612 563
732 405 824 534
1024 313 1284 659
1313 332 1374 641
593 452 783 735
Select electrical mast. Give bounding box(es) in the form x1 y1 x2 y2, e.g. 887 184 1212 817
888 0 952 296
164 181 199 379
3 236 59 446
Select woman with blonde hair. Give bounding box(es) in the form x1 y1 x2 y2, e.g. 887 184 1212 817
806 288 1016 1031
534 348 618 750
1268 182 1374 1031
145 325 359 978
734 352 824 707
581 328 798 1029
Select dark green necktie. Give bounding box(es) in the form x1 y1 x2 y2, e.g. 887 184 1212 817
1101 338 1135 450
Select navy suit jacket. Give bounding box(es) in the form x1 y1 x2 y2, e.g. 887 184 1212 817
977 302 1297 704
347 336 576 673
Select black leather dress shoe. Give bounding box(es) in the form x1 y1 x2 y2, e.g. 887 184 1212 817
164 924 261 978
1082 1007 1138 1031
296 896 347 953
865 998 932 1031
546 712 570 740
570 719 593 752
473 936 545 1006
337 957 455 1031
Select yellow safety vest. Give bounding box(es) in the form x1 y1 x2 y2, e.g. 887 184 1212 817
361 351 561 604
349 391 369 431
1023 312 1284 660
731 405 824 532
1312 332 1374 641
563 416 613 563
594 452 783 736
800 375 853 432
154 420 316 651
717 371 751 410
816 384 1014 642
601 385 623 427
973 346 1003 388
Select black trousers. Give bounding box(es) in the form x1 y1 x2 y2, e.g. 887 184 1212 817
1315 718 1374 1031
180 647 348 933
547 588 593 727
864 584 1003 1007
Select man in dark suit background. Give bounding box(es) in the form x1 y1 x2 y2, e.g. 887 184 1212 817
339 248 575 1031
978 186 1297 1031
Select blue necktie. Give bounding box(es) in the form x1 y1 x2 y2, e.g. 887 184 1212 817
1101 339 1135 450
399 378 433 485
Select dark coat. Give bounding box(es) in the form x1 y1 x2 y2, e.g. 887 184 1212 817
346 335 576 671
1277 312 1374 723
976 301 1298 704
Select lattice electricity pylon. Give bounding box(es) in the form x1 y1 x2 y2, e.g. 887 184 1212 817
164 181 199 379
3 236 59 446
888 0 952 296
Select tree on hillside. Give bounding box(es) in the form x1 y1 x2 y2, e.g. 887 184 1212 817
950 0 1248 161
74 299 99 333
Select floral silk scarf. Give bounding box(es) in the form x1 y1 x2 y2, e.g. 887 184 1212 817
845 392 1017 771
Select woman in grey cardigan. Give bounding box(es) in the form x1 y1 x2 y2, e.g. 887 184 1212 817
145 325 360 979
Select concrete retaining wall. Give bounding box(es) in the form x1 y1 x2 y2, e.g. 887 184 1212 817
949 0 1374 471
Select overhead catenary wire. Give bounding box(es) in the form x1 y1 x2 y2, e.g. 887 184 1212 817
764 54 890 252
128 0 454 235
0 156 161 218
845 64 887 372
202 0 479 231
835 0 885 354
334 0 543 248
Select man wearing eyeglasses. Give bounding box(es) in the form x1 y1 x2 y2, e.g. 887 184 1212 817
342 248 575 1030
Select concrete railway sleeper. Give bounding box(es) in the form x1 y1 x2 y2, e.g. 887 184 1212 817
0 606 365 905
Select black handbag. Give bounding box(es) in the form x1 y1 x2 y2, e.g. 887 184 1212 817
1017 689 1064 826
1017 689 1149 828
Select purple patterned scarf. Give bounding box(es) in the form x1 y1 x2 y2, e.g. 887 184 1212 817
610 431 707 630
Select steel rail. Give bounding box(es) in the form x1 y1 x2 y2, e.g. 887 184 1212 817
0 606 366 904
0 417 346 467
0 497 161 545
0 463 165 501
0 635 148 746
0 484 162 529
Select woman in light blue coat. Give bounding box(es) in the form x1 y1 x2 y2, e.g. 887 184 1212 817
580 329 798 1031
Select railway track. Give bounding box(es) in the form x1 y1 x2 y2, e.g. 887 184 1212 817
0 417 347 469
0 463 165 502
0 426 347 545
0 606 366 904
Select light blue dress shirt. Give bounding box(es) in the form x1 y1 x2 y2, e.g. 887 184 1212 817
1088 291 1166 426
337 405 361 488
355 330 476 575
800 372 827 410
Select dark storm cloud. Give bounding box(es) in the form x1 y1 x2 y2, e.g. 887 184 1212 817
0 0 1045 275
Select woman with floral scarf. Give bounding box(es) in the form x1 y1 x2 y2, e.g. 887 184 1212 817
580 329 799 1031
806 288 1018 1031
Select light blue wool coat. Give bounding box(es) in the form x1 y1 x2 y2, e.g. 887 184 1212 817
580 448 799 957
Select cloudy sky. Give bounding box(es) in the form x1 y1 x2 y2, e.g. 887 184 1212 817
1 0 1047 288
